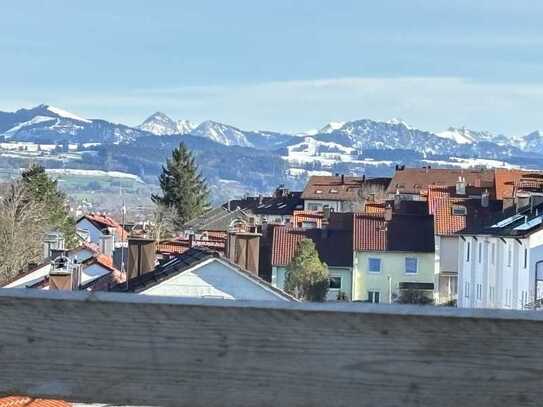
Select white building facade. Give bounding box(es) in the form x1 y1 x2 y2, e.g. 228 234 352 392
457 230 543 310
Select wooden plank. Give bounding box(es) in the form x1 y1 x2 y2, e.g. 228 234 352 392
1 289 543 407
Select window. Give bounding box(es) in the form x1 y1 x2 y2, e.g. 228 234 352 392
464 282 470 298
521 290 528 307
368 291 380 303
368 258 382 273
489 287 495 303
478 242 482 263
329 277 341 290
476 284 482 300
315 189 323 194
308 203 320 211
452 205 467 216
505 288 512 306
466 241 471 262
524 248 528 269
507 244 512 267
329 188 338 194
491 243 496 265
405 257 418 274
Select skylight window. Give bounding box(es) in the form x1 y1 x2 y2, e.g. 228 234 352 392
452 205 467 216
330 188 338 194
315 189 323 194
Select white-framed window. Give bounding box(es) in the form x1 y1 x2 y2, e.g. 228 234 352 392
368 290 380 304
466 241 471 262
489 286 495 303
478 242 482 263
476 284 482 300
405 257 418 274
524 248 528 269
329 277 341 290
368 257 382 273
521 290 528 307
505 288 512 306
507 243 512 267
464 282 470 298
491 243 496 265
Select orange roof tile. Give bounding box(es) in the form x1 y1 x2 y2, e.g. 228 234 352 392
353 213 386 251
0 397 71 407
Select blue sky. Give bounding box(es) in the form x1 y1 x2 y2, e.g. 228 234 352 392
1 0 542 135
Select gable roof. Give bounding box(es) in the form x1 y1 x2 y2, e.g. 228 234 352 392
353 212 434 252
112 247 296 301
301 176 364 201
184 207 250 232
271 214 354 267
77 213 128 240
386 167 495 196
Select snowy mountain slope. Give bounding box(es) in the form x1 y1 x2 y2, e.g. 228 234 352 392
0 104 151 143
137 112 195 135
190 120 253 147
319 121 346 134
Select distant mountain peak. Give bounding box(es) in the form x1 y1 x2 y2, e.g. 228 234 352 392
192 120 252 146
137 112 194 135
319 121 346 134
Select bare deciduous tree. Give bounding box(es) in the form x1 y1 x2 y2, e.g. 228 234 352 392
0 181 48 285
150 203 178 242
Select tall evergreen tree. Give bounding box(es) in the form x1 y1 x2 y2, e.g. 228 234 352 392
152 143 210 228
21 164 78 248
285 239 329 302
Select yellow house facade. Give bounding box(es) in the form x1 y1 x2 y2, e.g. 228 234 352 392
353 251 435 303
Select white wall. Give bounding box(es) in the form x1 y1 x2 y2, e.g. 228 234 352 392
304 200 342 212
458 235 534 310
77 218 104 245
143 259 288 301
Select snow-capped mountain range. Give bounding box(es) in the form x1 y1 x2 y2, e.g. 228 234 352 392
1 104 543 165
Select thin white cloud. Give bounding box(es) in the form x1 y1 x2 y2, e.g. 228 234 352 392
3 76 542 137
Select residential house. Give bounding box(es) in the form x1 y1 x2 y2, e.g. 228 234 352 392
271 213 354 300
386 166 495 200
224 186 304 225
3 245 124 291
352 207 435 303
76 213 128 247
112 247 294 302
427 183 505 304
302 175 390 212
457 202 543 310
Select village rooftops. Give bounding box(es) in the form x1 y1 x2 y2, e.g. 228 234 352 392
225 189 304 216
386 167 495 196
494 168 543 200
460 201 543 238
111 247 296 301
301 175 391 201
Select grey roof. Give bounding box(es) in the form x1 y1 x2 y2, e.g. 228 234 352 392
184 207 250 232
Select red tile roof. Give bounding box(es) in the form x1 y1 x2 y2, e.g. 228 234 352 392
271 226 307 266
301 176 366 201
427 187 467 236
353 213 386 251
386 167 495 195
0 397 71 407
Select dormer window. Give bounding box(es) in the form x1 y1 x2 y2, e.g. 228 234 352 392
452 205 467 216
